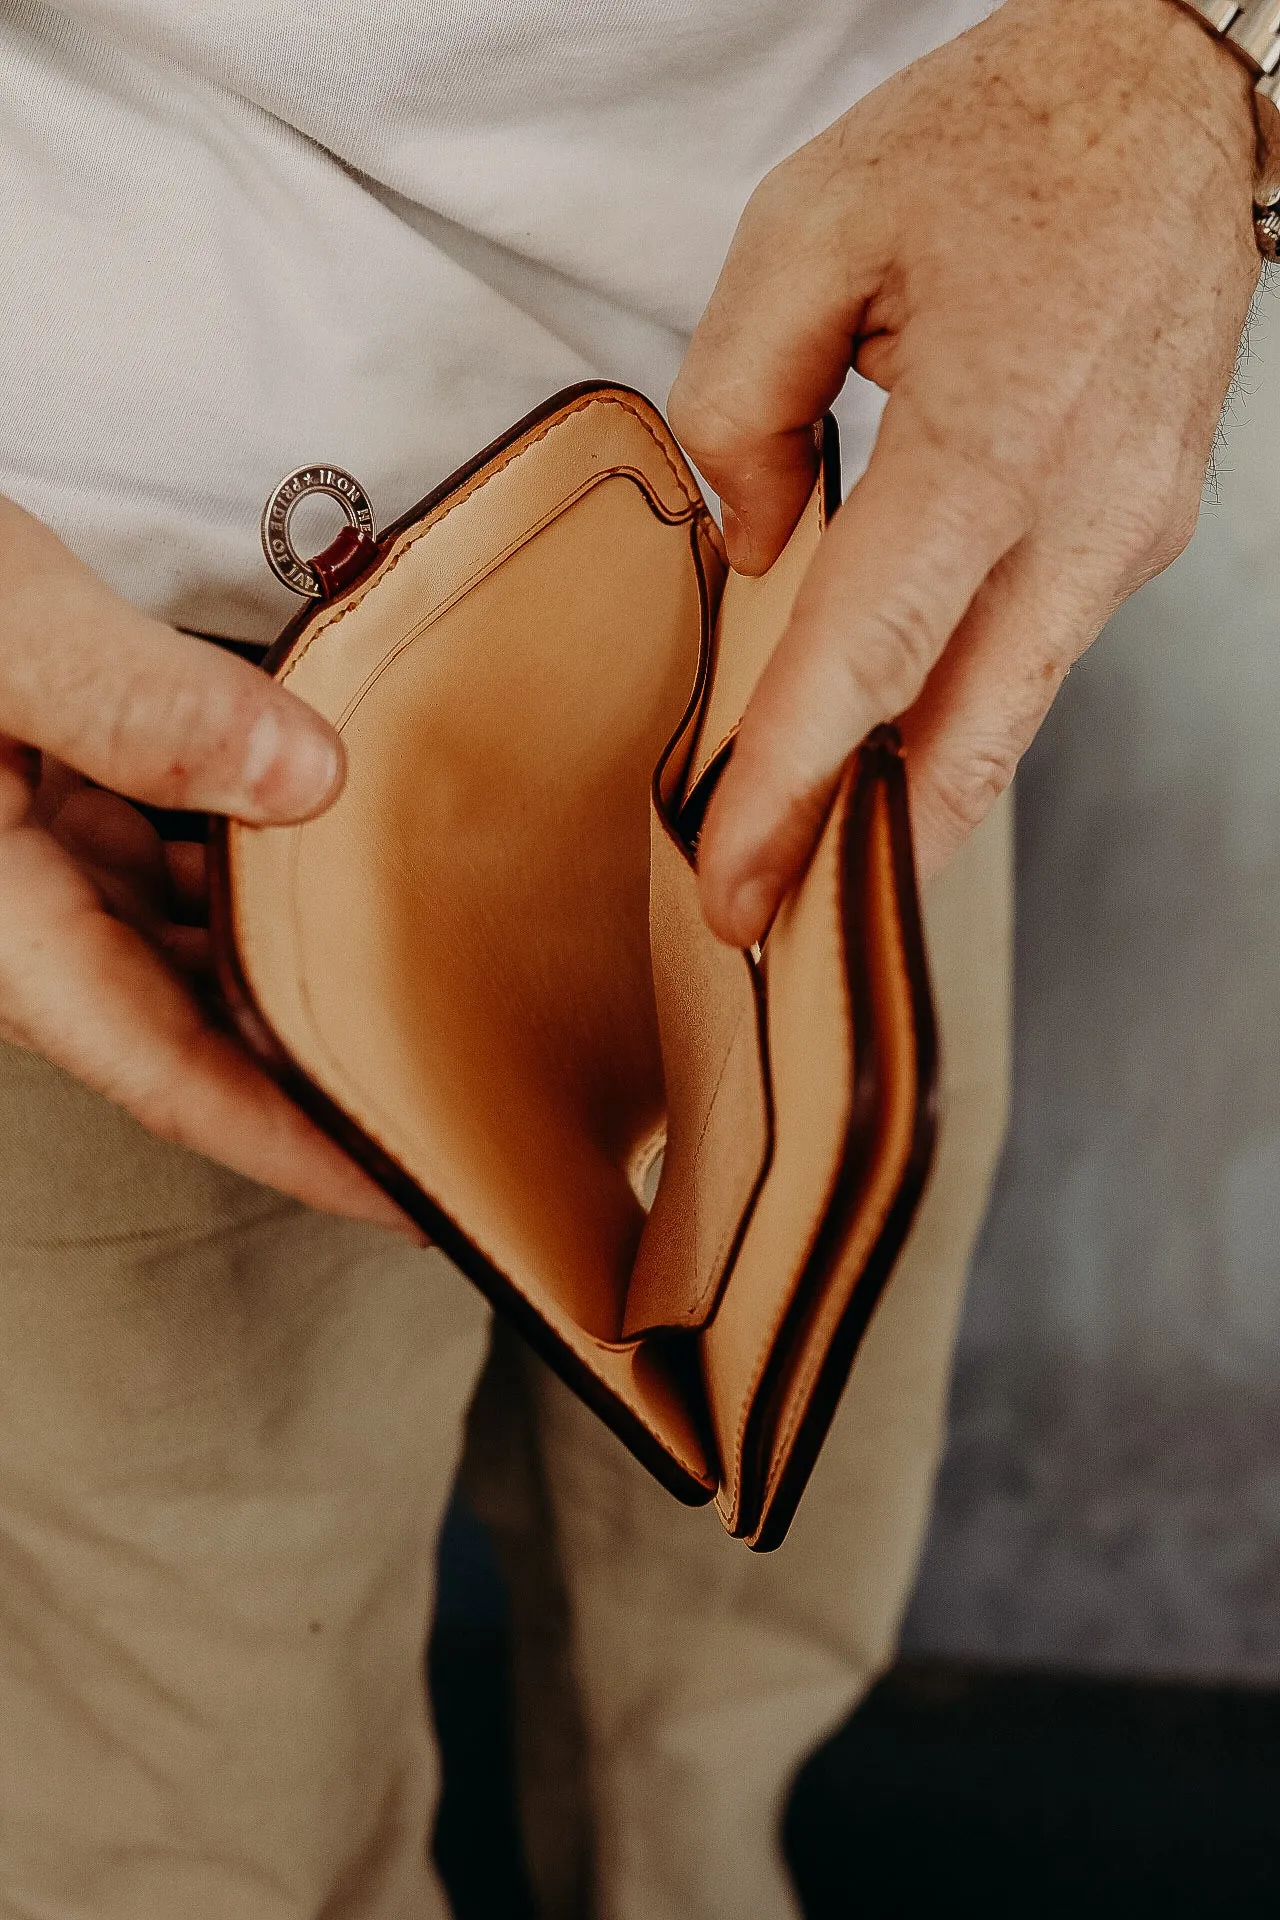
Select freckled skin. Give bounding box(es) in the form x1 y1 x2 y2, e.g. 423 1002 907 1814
670 0 1261 946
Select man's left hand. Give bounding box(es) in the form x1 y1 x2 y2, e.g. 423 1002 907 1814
670 0 1261 946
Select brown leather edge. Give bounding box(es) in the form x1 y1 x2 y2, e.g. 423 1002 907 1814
206 391 723 1506
257 381 708 681
741 730 939 1552
206 808 717 1505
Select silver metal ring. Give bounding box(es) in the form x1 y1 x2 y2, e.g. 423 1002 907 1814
260 465 377 598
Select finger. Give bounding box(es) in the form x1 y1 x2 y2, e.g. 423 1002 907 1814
158 922 212 976
164 840 209 923
696 395 1032 946
0 816 415 1234
897 541 1111 880
0 499 342 821
50 784 166 878
32 751 79 829
669 152 886 572
47 787 168 934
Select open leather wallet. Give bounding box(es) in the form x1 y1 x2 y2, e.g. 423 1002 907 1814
208 383 937 1550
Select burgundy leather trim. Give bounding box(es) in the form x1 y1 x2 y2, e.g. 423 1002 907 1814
311 526 379 598
741 731 939 1552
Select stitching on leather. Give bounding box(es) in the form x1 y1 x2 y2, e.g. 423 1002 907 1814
324 468 679 733
723 800 849 1526
256 395 711 1485
758 823 909 1518
693 1032 742 1318
279 394 703 687
716 464 833 1528
689 722 740 793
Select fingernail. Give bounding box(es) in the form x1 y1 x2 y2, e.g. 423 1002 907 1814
726 872 780 947
721 503 750 571
240 707 342 820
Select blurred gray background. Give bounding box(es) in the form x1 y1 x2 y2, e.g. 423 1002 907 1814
902 277 1280 1686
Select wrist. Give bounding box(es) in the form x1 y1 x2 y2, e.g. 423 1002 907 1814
1158 0 1277 190
999 0 1256 175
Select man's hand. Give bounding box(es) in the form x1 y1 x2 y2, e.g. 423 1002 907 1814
670 0 1261 947
0 496 411 1230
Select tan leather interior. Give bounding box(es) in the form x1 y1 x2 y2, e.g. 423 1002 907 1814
214 385 936 1546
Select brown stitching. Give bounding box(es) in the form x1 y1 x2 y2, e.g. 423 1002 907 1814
258 396 709 1481
689 722 740 792
324 468 685 734
715 479 840 1514
279 394 703 688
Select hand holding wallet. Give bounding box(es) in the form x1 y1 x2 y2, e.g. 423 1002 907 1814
209 384 937 1549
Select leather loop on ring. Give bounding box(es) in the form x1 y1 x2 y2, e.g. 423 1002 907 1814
260 466 377 598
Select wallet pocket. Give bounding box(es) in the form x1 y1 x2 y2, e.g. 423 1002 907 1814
620 793 770 1339
212 382 938 1550
701 738 935 1544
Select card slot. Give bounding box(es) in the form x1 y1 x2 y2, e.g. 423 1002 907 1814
620 448 837 1344
697 739 936 1545
620 798 772 1340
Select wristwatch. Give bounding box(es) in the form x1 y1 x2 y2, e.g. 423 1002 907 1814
1174 0 1280 254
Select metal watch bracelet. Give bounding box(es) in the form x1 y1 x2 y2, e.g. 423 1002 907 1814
1173 0 1280 255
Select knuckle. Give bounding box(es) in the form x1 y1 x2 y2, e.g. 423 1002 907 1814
39 614 262 806
839 591 945 717
129 668 258 809
1152 488 1202 570
924 740 1020 846
1105 478 1203 591
906 405 1044 527
666 376 748 477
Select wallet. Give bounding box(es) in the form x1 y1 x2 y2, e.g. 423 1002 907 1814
208 383 937 1550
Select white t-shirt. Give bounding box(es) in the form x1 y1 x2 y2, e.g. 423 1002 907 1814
1 0 988 637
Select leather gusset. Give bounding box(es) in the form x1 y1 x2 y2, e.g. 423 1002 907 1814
210 382 937 1549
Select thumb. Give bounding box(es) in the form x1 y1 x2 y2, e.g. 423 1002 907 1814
0 498 342 822
668 157 884 574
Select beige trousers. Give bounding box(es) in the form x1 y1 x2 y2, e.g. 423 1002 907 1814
0 797 1010 1920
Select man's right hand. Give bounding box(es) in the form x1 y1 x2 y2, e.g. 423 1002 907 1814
0 494 412 1230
